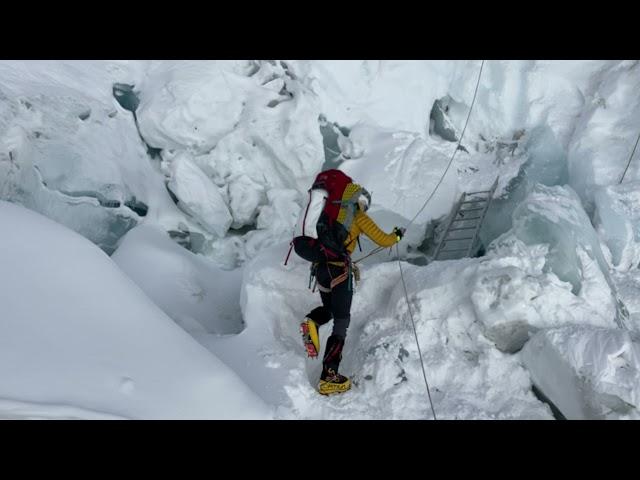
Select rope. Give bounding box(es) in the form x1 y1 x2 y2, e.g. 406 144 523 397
353 60 485 267
337 61 484 418
619 128 640 184
394 59 485 420
353 245 386 264
397 243 437 420
406 59 485 230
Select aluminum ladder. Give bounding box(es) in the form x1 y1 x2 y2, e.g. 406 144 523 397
433 177 498 261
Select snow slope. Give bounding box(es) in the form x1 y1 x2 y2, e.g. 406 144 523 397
0 200 271 419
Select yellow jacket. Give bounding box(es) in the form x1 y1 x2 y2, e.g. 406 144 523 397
344 211 398 254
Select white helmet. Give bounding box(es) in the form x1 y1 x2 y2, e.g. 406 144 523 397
357 188 371 212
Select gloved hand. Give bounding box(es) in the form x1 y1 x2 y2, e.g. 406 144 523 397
393 227 406 242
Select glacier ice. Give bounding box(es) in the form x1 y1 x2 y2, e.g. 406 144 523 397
567 60 640 212
166 152 233 238
134 60 324 264
594 181 640 271
479 125 569 248
0 61 188 254
472 236 615 352
522 325 640 419
490 183 630 329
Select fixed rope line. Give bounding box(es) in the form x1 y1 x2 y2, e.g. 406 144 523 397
406 59 485 231
353 60 485 267
394 59 485 420
397 243 437 420
619 128 640 184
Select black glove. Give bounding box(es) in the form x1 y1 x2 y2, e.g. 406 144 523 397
393 227 406 242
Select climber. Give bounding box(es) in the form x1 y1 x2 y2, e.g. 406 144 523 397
290 169 405 395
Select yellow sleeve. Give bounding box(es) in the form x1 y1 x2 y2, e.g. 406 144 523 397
355 212 398 248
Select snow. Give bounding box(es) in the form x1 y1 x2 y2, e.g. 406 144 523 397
340 124 459 229
478 124 570 248
238 242 554 419
0 60 195 254
0 60 326 265
3 60 640 419
491 184 622 324
135 61 252 154
3 60 639 265
522 326 640 419
594 181 640 271
289 60 484 136
473 238 615 352
232 182 631 418
113 230 297 406
567 60 640 211
0 200 271 419
133 60 326 266
112 224 244 335
166 152 233 237
613 268 640 335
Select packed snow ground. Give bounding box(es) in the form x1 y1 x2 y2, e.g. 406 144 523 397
2 60 640 419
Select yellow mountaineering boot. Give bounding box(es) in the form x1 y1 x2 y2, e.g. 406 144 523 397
300 318 321 358
317 334 351 395
318 367 351 395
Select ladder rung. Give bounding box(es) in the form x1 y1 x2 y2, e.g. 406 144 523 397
448 226 477 231
466 190 491 195
435 179 496 261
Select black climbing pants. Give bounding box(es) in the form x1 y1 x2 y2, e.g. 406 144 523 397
305 262 353 339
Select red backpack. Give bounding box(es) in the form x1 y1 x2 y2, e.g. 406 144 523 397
285 169 361 265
